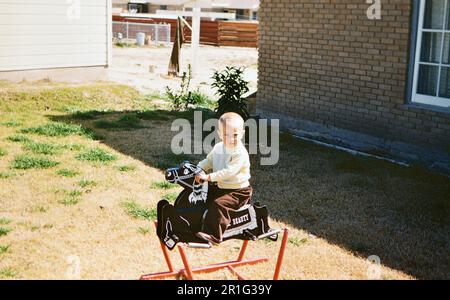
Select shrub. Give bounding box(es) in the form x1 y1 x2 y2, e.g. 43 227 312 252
212 66 250 120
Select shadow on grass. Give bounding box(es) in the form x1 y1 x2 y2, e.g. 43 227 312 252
49 108 214 170
49 109 450 280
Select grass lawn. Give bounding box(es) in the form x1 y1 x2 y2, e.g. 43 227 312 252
0 80 448 279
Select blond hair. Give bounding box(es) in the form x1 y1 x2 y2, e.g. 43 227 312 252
218 112 244 131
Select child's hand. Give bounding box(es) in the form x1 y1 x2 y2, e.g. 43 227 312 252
195 173 210 183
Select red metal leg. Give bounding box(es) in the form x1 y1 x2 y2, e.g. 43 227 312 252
237 240 249 261
178 244 194 280
140 221 288 280
273 228 289 280
140 221 177 280
154 221 174 272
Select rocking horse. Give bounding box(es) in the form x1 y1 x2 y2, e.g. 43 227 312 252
140 161 289 280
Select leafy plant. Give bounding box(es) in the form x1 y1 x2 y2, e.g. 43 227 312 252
190 90 215 109
212 66 250 120
165 65 210 110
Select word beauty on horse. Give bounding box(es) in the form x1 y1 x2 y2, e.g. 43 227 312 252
156 161 278 250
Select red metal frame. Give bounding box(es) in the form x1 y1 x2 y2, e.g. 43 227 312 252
140 221 289 280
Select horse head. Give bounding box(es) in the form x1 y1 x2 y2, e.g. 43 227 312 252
165 161 203 189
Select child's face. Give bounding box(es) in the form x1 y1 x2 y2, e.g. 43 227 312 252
218 122 244 148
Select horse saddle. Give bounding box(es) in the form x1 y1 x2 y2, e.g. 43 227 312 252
157 198 276 250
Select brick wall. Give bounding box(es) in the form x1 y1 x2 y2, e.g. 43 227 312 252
257 0 450 170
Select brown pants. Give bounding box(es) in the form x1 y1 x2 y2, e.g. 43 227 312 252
202 185 253 243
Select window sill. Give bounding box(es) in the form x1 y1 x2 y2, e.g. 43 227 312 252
403 102 450 115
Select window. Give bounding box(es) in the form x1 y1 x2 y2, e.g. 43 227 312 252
412 0 450 107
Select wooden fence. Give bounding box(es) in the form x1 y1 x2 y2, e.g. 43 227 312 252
112 15 258 48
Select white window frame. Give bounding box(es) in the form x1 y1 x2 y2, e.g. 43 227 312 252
412 0 450 108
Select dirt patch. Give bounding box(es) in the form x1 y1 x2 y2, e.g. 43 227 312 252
108 44 258 98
